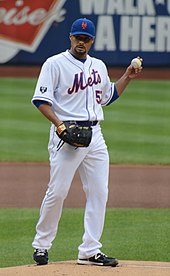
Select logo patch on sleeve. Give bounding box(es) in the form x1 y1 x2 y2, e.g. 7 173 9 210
40 86 47 93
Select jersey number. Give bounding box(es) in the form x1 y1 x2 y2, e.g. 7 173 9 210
96 90 102 104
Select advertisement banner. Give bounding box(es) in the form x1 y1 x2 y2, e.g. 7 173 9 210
0 0 170 66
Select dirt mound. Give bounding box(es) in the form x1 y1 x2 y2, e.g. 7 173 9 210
1 260 170 276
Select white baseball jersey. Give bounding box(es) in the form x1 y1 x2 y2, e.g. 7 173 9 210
32 50 116 121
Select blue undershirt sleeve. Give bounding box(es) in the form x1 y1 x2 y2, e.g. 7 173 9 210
106 86 119 105
33 100 50 108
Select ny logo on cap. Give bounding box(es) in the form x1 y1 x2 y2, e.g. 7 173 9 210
82 22 87 29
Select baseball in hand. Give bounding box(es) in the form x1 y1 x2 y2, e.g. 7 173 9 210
131 57 143 69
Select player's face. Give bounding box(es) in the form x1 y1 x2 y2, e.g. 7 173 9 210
69 34 94 58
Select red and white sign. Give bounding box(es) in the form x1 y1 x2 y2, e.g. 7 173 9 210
0 0 66 63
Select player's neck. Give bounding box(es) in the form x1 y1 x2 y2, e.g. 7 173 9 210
69 49 87 62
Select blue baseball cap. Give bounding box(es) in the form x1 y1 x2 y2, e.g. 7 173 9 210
70 18 95 38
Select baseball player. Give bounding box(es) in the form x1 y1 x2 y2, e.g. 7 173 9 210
32 18 142 266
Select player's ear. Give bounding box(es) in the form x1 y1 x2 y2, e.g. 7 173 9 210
69 34 72 41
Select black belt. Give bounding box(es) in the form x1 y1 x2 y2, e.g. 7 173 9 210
76 120 98 127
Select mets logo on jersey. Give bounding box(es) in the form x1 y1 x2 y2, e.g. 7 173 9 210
0 0 66 63
68 69 101 94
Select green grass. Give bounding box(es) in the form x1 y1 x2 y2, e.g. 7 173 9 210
102 80 170 164
0 208 170 268
0 78 49 161
1 77 170 163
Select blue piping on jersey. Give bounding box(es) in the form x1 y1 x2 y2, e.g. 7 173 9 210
83 65 91 121
88 63 98 121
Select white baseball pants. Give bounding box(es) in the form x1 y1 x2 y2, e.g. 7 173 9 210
32 124 109 258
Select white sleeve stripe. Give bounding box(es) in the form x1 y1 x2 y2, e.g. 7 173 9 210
101 84 114 106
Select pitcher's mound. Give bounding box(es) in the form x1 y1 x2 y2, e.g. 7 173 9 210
1 260 170 276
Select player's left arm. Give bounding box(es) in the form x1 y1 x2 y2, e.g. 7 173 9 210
115 64 142 97
100 61 142 106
